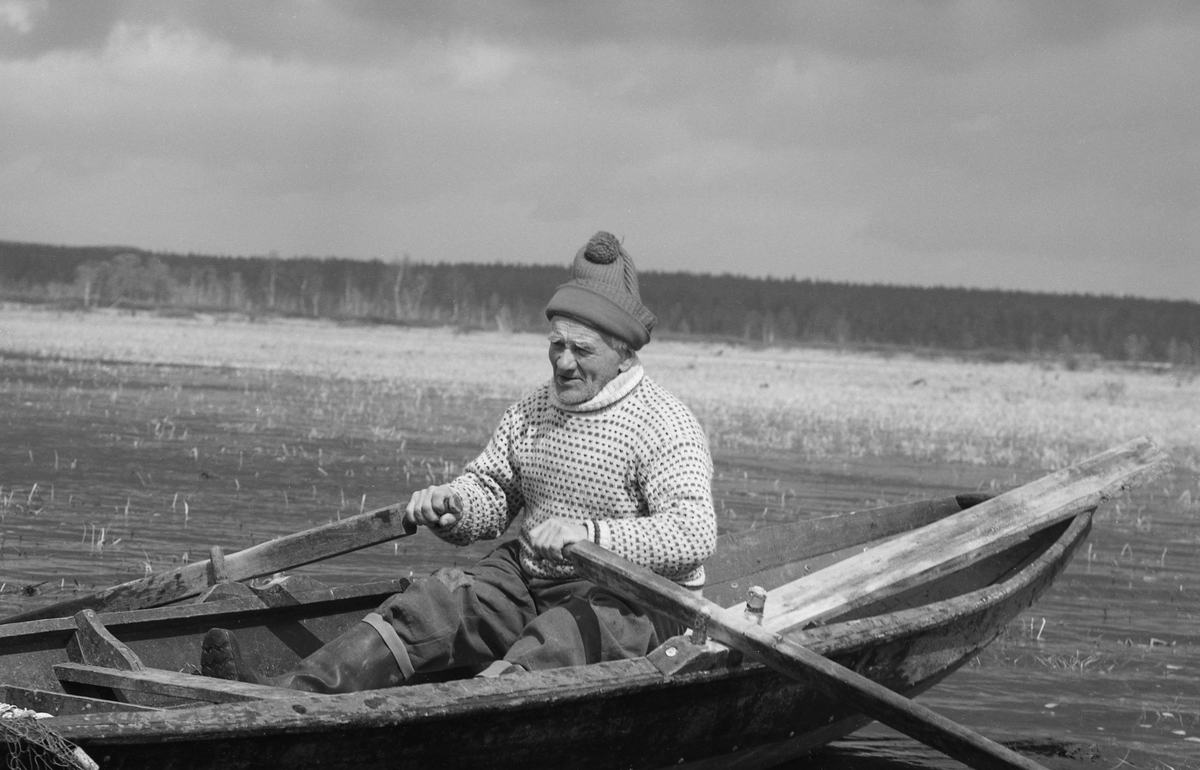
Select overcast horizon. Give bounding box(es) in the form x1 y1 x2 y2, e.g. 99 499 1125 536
2 1 1197 302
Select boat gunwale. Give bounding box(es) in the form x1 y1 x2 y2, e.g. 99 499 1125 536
795 509 1093 654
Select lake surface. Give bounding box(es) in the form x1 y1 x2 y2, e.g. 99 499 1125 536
1 355 1196 769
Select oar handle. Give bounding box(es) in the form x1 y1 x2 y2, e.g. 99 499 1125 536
1 503 418 625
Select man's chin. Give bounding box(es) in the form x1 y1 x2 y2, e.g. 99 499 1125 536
553 382 590 405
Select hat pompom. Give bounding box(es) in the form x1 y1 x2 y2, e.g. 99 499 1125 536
545 230 655 349
583 232 622 265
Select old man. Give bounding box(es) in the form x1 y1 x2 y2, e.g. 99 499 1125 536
201 231 716 691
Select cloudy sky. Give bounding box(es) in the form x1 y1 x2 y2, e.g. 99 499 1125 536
2 1 1197 300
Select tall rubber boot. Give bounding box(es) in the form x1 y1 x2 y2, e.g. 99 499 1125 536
201 614 412 694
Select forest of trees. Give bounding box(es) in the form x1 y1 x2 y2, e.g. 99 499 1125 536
2 239 1197 366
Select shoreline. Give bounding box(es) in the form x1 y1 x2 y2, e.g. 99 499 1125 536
3 303 1199 470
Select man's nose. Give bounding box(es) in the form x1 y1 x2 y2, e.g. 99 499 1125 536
555 349 576 372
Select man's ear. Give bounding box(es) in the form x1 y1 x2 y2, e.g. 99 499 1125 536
618 350 634 372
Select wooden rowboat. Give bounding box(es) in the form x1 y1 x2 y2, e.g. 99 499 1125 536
0 492 1092 770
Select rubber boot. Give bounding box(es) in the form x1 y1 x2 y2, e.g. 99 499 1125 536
201 622 406 694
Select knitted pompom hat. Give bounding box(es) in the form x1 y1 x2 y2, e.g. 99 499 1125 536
544 232 657 349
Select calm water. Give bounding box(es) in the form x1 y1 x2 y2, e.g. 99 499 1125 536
1 356 1197 769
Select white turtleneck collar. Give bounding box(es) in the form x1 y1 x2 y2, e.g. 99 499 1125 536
549 364 644 413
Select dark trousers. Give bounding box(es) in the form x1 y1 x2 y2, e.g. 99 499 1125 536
374 540 683 673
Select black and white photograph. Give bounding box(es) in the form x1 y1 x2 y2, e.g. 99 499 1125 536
0 3 1197 769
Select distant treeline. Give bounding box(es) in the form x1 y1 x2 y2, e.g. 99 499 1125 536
2 240 1197 365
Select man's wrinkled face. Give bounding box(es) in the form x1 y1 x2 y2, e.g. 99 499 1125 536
548 317 630 405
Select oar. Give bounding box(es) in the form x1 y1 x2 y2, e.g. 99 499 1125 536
567 540 1050 770
1 504 418 625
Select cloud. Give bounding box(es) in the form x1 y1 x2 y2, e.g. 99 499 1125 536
0 1 1197 300
0 0 40 35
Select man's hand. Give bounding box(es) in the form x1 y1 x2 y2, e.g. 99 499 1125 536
528 517 589 563
405 485 463 531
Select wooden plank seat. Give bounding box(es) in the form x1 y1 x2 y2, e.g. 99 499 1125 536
53 663 317 704
3 685 162 715
55 605 325 706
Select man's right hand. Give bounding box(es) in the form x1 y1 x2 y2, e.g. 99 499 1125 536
404 485 463 531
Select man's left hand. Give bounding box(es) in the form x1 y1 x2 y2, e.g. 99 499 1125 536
528 517 588 562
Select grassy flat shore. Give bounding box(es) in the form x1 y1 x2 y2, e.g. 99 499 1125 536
3 304 1198 470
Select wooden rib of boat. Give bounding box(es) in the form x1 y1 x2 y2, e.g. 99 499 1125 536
0 493 1090 770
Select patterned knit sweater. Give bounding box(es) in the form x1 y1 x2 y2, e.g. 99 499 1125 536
438 365 716 588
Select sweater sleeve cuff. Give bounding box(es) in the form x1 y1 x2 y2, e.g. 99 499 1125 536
593 519 612 551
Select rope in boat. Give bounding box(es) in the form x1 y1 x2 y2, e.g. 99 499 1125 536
0 704 98 770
